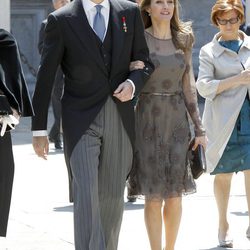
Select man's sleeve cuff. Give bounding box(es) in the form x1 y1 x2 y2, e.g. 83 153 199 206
33 130 48 136
126 79 135 99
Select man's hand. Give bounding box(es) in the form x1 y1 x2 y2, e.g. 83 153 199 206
32 136 49 160
113 81 133 102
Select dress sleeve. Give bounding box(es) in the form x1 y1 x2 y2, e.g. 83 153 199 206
182 35 205 137
0 29 34 117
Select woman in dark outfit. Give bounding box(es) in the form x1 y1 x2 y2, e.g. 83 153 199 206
0 29 33 237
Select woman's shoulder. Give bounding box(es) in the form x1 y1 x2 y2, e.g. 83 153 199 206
200 41 214 52
177 30 194 51
0 29 16 48
184 32 194 48
241 31 250 50
198 44 218 64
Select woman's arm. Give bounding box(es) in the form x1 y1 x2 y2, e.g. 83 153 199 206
197 46 250 99
182 47 206 149
216 69 250 94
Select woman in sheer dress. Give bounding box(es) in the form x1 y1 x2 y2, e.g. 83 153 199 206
129 0 206 249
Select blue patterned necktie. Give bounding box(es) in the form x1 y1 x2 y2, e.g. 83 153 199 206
93 5 105 41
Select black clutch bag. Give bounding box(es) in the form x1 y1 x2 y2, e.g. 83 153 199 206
0 95 12 115
188 138 207 179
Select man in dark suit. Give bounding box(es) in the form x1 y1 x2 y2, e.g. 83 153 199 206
32 0 153 249
38 0 73 203
38 0 70 150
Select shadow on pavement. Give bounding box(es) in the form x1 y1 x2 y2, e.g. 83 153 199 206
53 205 73 212
124 202 144 210
53 203 144 212
48 149 64 155
200 248 249 250
231 211 248 217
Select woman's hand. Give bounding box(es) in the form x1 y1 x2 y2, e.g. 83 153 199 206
129 60 145 71
11 108 20 121
217 68 250 94
238 69 250 85
192 135 207 150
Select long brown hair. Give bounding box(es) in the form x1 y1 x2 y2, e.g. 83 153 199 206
140 0 194 51
211 0 245 26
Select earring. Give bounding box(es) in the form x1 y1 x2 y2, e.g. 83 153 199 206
148 12 151 16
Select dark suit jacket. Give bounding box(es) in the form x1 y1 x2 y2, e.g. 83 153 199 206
0 29 34 117
37 19 64 126
32 0 154 158
38 20 47 55
38 19 64 95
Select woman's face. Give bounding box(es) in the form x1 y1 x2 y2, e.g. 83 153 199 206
217 9 241 40
147 0 174 23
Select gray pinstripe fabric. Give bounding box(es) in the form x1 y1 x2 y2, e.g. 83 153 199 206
70 97 133 250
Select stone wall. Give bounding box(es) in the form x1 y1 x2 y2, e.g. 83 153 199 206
0 0 10 31
180 0 217 77
11 0 53 85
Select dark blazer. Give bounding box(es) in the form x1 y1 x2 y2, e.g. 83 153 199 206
38 18 64 138
38 19 64 92
32 0 154 158
38 20 47 55
0 29 34 117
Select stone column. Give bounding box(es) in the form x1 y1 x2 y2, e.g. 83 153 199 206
246 0 250 24
0 0 10 31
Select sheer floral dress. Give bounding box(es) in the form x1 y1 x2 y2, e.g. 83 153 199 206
131 31 205 199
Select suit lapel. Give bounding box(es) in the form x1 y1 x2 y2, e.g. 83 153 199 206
66 0 108 75
110 0 125 77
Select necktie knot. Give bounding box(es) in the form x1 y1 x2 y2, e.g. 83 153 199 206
95 5 103 13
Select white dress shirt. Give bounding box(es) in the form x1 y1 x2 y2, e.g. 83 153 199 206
82 0 110 40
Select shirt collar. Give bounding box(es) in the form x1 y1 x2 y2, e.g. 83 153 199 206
82 0 110 13
212 30 250 57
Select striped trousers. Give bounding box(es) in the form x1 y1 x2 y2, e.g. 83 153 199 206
70 97 133 250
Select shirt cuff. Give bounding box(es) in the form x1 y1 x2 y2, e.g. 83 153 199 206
33 130 48 136
126 79 135 100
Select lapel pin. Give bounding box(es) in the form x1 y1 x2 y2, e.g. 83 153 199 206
122 16 127 33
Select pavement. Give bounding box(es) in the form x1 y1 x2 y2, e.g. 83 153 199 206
1 109 250 250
